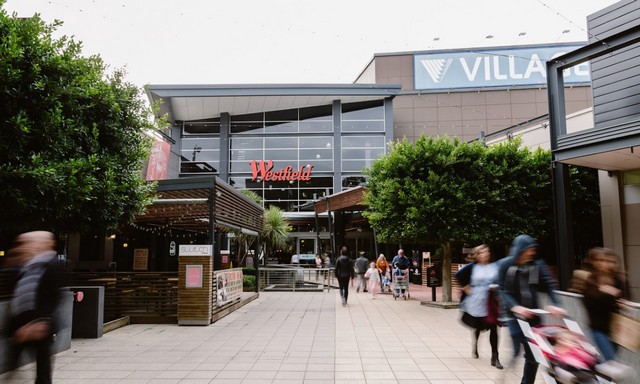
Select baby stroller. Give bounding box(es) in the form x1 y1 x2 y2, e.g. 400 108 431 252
382 271 391 293
392 270 410 300
517 316 632 384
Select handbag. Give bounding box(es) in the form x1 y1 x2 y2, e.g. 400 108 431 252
12 318 52 344
484 289 500 326
610 311 640 352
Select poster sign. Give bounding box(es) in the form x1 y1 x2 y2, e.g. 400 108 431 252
169 241 176 256
146 139 170 181
179 244 212 256
214 269 243 307
133 248 148 271
426 265 442 287
185 265 203 288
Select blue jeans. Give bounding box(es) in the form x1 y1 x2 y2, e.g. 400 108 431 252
591 329 617 362
507 319 538 384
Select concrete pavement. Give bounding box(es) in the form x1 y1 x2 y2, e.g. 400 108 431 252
1 286 544 384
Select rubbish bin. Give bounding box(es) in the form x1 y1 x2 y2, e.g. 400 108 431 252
69 286 104 338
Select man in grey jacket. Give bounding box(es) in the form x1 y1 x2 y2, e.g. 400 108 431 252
354 254 369 293
497 234 565 384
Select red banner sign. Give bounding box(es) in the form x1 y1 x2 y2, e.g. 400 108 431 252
250 160 313 182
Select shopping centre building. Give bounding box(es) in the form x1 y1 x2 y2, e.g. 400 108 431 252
144 42 594 261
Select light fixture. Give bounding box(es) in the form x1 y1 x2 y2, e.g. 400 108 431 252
519 32 526 36
316 154 321 159
562 29 570 34
123 243 129 248
486 35 494 39
433 37 440 41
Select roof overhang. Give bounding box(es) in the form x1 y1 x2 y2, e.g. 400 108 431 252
135 176 264 234
314 186 366 214
147 83 402 122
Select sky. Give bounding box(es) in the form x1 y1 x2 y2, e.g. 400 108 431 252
3 0 618 89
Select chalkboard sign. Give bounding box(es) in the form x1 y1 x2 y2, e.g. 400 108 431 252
426 265 442 287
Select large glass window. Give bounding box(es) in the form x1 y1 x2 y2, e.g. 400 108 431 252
341 136 385 172
231 105 333 134
342 100 385 132
180 137 220 174
183 120 220 135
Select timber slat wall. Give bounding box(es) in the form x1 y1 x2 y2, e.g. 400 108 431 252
178 256 212 325
69 272 178 323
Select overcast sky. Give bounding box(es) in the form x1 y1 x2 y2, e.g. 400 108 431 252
4 0 617 88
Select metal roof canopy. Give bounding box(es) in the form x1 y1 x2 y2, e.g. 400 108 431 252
134 176 264 236
147 83 402 123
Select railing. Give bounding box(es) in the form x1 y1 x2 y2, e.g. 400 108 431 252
258 265 334 292
68 272 178 323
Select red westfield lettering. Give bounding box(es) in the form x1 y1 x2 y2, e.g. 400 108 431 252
250 160 313 181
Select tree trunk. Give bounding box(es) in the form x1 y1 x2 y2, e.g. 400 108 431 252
442 242 453 302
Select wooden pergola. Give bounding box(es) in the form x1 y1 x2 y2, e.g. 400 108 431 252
135 177 264 241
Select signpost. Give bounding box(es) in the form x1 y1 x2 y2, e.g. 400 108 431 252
426 263 442 302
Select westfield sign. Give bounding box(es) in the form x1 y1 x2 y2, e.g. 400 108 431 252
249 160 313 182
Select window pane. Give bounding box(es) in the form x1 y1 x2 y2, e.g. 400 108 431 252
182 150 220 162
342 175 367 188
265 109 297 121
181 162 218 174
299 121 333 132
342 160 368 172
300 105 332 121
342 136 385 148
231 138 262 149
230 161 253 173
342 148 384 160
182 138 220 150
183 121 220 135
231 122 264 134
231 112 263 122
342 100 384 120
265 137 297 149
265 121 298 133
305 160 333 172
230 149 262 161
299 148 331 161
265 149 297 161
300 137 333 148
342 120 385 132
300 177 333 188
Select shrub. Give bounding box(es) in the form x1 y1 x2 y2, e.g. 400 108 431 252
243 275 256 291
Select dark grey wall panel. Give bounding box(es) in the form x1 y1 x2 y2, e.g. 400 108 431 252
588 0 640 129
588 0 640 41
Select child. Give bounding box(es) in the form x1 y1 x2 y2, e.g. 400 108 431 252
551 329 598 383
365 262 380 299
383 270 391 292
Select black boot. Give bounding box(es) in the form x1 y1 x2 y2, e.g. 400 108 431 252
491 354 503 369
472 330 480 358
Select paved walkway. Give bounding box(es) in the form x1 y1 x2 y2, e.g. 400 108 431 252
1 286 542 384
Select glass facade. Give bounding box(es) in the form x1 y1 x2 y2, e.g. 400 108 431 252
179 99 389 211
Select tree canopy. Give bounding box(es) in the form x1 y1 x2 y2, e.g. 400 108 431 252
363 135 555 301
0 8 157 238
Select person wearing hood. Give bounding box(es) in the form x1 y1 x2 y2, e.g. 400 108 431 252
496 234 566 384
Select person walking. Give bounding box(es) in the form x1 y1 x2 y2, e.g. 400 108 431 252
335 248 354 306
376 254 390 292
354 253 369 293
572 247 634 379
391 249 411 295
365 262 380 299
455 244 502 369
5 231 65 384
497 234 565 384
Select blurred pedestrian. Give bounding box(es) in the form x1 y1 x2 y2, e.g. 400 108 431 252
497 234 565 384
5 231 64 384
455 244 502 369
335 248 354 306
573 247 634 379
354 253 369 293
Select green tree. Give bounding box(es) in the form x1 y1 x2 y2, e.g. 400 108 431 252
363 136 553 302
0 8 157 239
261 205 291 261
